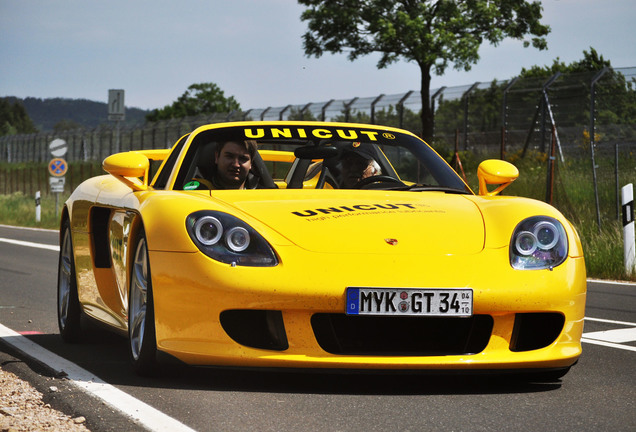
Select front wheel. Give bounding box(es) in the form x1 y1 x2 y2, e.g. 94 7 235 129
57 219 82 342
128 230 158 375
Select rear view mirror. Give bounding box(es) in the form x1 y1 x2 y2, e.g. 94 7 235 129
103 152 150 191
477 159 519 196
294 145 339 160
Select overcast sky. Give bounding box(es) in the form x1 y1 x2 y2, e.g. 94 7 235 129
1 0 635 111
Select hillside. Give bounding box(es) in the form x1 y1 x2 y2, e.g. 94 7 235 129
5 97 151 132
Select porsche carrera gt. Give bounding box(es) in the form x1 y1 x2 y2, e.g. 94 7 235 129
57 121 586 379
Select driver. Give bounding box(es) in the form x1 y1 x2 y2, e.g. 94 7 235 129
185 140 257 190
340 147 382 188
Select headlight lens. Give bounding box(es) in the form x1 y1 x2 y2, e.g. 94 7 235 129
194 216 223 246
225 227 250 252
510 216 568 270
186 211 278 267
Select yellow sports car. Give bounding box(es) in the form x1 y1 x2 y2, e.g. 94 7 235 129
57 121 586 379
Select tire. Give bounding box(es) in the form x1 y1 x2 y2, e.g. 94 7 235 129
57 219 82 342
128 229 158 375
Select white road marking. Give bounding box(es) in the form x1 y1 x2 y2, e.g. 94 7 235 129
0 237 59 251
587 278 636 286
0 224 57 233
584 316 636 327
0 323 196 432
583 327 636 343
581 337 636 352
583 317 636 352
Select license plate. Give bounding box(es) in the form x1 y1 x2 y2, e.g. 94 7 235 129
345 288 473 317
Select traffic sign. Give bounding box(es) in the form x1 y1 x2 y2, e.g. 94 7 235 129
49 139 68 157
49 177 66 193
49 158 68 177
108 89 126 121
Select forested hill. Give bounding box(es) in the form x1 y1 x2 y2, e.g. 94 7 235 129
5 97 151 132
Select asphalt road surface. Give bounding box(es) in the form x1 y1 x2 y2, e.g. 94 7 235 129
0 224 634 432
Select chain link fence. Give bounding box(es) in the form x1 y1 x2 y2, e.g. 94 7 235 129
1 67 635 229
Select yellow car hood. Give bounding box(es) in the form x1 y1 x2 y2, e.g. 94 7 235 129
214 191 484 255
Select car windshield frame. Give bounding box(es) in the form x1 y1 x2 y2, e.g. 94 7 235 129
170 123 472 193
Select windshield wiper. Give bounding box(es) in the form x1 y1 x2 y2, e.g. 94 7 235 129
404 184 469 194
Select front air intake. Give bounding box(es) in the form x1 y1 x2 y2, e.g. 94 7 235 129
311 314 493 356
510 312 565 352
220 310 288 351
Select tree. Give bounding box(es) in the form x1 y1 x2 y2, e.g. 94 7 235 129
0 98 37 136
146 83 241 122
298 0 550 142
519 47 611 78
53 119 83 134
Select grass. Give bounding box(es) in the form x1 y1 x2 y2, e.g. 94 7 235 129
1 156 634 282
0 191 68 229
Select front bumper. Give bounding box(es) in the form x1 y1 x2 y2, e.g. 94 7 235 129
149 246 586 370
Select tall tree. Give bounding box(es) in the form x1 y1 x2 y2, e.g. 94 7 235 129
298 0 550 142
147 83 241 122
0 98 37 136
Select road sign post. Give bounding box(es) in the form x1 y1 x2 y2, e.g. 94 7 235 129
48 139 68 219
108 89 125 153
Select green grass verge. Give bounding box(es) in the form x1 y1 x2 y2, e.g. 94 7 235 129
0 192 68 229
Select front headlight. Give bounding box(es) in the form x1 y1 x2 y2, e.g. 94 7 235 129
186 211 278 267
510 216 568 270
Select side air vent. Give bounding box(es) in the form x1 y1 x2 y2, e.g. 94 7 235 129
90 207 111 268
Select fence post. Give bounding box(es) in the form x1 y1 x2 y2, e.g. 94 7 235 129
545 125 556 204
321 100 334 121
299 103 312 120
279 105 291 121
615 143 620 221
370 94 384 124
344 98 358 122
431 87 446 140
589 68 609 232
502 77 518 137
397 91 413 129
462 82 480 150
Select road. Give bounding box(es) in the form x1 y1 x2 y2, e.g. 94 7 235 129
0 224 635 432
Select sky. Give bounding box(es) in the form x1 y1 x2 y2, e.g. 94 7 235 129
1 0 635 112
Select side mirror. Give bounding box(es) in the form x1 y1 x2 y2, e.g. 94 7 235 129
103 152 150 191
477 159 519 196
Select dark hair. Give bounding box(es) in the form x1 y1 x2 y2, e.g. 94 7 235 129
215 140 258 160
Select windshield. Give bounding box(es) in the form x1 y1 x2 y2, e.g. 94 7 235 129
172 123 471 193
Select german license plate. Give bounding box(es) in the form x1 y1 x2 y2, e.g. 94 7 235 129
345 288 472 317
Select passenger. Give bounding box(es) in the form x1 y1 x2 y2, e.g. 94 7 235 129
185 140 257 190
340 149 382 188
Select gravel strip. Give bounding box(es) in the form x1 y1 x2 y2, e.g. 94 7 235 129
0 366 90 432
